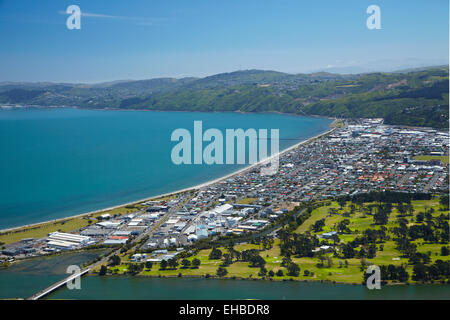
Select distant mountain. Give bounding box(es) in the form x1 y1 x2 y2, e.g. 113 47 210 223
0 66 448 128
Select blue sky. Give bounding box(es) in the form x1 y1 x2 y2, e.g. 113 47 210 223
0 0 448 82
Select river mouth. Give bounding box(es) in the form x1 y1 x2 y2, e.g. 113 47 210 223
0 250 108 299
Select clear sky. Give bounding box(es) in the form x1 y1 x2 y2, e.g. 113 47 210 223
0 0 448 83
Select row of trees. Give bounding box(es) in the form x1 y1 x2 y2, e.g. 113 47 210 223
159 258 201 270
363 264 409 283
412 260 450 282
345 191 432 205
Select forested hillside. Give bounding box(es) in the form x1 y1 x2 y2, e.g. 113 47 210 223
1 66 448 128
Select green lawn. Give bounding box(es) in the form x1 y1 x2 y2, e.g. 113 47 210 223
414 155 449 164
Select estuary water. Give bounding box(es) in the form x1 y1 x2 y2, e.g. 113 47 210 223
1 251 448 300
0 108 332 229
0 249 107 299
46 276 450 300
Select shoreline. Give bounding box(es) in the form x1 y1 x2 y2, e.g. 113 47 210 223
90 273 363 286
87 273 440 287
0 119 337 234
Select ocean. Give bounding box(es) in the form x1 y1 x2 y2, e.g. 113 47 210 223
0 108 332 229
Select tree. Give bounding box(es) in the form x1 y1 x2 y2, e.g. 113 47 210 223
440 194 449 210
216 267 228 277
317 253 325 267
168 258 178 270
440 246 449 256
181 259 191 269
412 263 428 282
337 197 346 209
268 270 275 277
397 202 406 216
326 256 333 268
209 247 222 260
108 255 121 267
160 260 168 270
258 267 267 277
416 212 425 223
222 253 232 266
234 250 241 261
276 269 284 277
367 244 377 259
128 263 143 274
287 263 300 277
337 219 350 233
342 243 355 259
398 266 409 283
192 258 201 269
249 255 266 268
406 202 414 216
145 261 153 270
99 265 107 276
312 219 326 232
374 208 389 225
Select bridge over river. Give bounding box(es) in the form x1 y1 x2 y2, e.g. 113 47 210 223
28 268 90 300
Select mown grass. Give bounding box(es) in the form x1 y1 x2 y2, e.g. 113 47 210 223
414 155 449 164
236 198 257 205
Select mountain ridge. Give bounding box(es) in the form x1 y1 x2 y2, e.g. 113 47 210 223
1 66 448 128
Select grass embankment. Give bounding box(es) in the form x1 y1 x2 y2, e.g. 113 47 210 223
0 205 143 245
105 198 449 284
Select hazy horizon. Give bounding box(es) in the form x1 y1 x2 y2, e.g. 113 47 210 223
1 63 448 85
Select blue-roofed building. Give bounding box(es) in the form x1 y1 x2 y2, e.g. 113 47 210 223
196 225 208 239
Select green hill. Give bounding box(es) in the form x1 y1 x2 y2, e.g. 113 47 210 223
1 66 448 128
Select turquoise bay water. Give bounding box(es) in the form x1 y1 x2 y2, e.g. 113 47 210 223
0 108 332 229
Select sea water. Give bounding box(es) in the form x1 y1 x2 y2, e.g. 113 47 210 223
0 108 332 229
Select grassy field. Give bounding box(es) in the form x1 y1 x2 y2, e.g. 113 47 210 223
236 198 257 205
105 198 449 284
414 155 449 164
